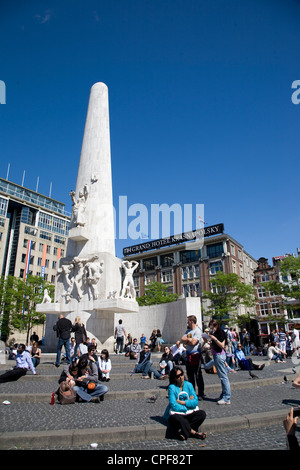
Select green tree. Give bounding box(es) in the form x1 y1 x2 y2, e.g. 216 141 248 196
263 256 300 315
202 271 256 325
137 281 179 306
0 275 54 344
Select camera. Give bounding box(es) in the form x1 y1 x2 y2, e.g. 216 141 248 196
293 408 300 417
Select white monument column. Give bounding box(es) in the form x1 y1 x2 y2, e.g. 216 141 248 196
38 82 139 353
67 82 115 256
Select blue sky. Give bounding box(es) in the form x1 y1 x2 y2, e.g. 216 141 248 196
0 0 299 262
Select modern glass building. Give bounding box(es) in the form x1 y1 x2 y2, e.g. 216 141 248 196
0 178 70 283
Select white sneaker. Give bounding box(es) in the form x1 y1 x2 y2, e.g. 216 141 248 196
217 399 231 405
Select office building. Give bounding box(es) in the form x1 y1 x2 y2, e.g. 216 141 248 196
0 178 70 283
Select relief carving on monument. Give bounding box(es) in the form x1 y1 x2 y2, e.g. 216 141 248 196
120 260 139 300
57 255 104 302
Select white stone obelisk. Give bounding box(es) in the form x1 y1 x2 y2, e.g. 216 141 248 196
67 82 115 257
38 82 139 353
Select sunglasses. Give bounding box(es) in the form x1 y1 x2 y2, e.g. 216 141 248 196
176 372 184 378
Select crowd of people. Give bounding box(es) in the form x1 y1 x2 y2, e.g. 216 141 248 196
1 314 300 447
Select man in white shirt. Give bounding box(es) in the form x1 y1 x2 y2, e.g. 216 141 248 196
170 341 186 364
115 319 127 354
0 344 37 383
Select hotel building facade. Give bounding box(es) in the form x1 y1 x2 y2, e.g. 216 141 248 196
123 223 258 327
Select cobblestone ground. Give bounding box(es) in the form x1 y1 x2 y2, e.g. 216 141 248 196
5 424 289 451
0 354 299 452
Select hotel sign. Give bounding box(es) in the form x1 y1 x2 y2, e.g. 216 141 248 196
123 223 224 256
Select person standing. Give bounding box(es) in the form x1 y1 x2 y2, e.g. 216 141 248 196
242 328 251 356
53 314 73 367
72 316 87 358
208 319 231 405
0 344 37 382
114 319 126 354
278 328 287 354
181 315 205 400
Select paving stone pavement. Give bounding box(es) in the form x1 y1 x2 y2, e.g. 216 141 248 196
0 353 299 452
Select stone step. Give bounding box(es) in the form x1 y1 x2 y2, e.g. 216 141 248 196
0 374 295 402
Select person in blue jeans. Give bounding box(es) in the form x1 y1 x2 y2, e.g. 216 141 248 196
242 329 251 356
53 315 73 367
73 354 108 403
130 344 167 380
208 320 231 405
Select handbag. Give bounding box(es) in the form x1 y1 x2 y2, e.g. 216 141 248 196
58 381 76 405
87 381 97 391
169 391 199 415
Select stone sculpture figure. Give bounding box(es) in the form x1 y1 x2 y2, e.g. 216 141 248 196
83 255 104 300
72 257 86 301
42 288 51 303
120 260 139 300
69 184 89 227
57 262 74 302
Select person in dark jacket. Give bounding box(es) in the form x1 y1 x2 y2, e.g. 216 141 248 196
72 316 87 359
53 315 73 367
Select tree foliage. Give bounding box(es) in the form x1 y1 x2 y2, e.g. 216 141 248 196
202 271 256 325
137 281 179 306
263 256 300 311
0 275 54 343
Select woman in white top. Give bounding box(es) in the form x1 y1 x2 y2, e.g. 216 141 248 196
98 349 112 381
267 342 286 363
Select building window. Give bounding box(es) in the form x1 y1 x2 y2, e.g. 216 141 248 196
231 244 235 256
210 261 223 275
180 250 201 264
232 260 236 273
161 270 172 283
145 273 156 285
257 286 266 298
259 302 269 316
271 302 281 315
40 230 52 241
0 197 8 217
143 257 157 271
160 253 174 267
207 243 223 259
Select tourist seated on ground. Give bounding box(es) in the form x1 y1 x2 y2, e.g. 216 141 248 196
98 349 111 381
128 338 142 360
164 366 207 441
170 341 186 365
267 342 287 363
0 344 37 383
139 334 148 347
159 346 174 375
234 344 265 371
130 344 171 381
30 341 42 368
130 344 152 376
71 354 108 403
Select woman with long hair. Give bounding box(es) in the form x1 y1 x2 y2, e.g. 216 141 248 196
208 319 231 405
72 316 87 358
167 366 206 441
98 349 112 381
